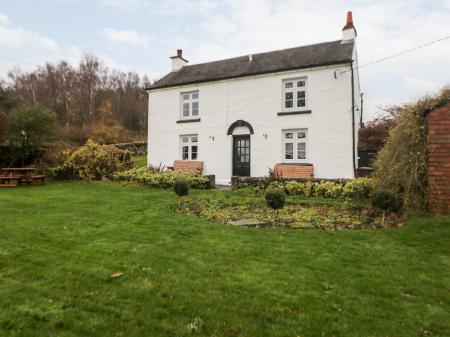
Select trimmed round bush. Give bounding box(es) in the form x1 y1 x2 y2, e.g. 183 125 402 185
174 179 189 196
265 188 286 210
370 189 399 212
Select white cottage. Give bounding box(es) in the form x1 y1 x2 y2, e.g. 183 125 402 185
147 12 361 185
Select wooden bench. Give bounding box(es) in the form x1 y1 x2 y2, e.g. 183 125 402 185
0 176 19 187
273 164 314 179
172 160 204 174
20 174 46 186
0 168 46 187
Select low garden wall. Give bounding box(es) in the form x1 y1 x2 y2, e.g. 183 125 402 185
114 141 147 156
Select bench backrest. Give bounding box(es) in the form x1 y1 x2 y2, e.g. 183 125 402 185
274 164 314 179
173 160 204 174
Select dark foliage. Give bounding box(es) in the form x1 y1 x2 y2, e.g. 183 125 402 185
6 105 57 148
370 189 399 212
359 111 397 151
174 179 189 196
265 188 286 210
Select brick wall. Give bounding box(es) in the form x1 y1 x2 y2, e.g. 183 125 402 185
427 101 450 214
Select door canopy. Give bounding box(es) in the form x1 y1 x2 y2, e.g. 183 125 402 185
227 120 254 135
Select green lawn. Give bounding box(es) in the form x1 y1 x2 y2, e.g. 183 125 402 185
132 155 147 168
0 182 449 337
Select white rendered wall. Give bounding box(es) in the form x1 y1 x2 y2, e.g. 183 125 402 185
148 63 357 185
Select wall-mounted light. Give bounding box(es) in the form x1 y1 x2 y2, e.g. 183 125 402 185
209 136 215 141
263 134 268 139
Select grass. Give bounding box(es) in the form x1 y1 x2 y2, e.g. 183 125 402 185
0 182 449 337
132 155 147 168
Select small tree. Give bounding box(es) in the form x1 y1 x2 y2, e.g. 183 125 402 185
265 188 286 226
370 189 399 226
174 179 189 196
6 105 56 148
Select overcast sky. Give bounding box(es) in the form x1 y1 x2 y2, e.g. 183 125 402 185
1 0 449 120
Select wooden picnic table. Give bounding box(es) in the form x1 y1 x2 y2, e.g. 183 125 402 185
0 167 45 187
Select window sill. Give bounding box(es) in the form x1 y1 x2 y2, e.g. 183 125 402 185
176 118 201 123
277 110 312 116
280 162 313 166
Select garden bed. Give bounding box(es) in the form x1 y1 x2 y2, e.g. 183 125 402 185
171 190 402 230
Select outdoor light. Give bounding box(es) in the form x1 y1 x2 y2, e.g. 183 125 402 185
209 136 215 141
20 130 27 168
263 134 268 139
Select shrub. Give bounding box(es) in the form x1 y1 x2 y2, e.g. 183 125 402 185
53 139 132 180
284 181 304 196
113 167 209 189
302 181 315 197
268 181 285 191
373 87 450 209
174 179 189 196
315 181 343 198
370 189 399 212
342 178 375 198
6 105 56 148
265 188 286 210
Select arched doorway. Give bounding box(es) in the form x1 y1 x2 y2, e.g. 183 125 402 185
227 120 254 177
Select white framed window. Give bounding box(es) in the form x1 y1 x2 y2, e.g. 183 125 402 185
180 134 198 160
180 91 199 119
283 129 307 162
282 78 307 111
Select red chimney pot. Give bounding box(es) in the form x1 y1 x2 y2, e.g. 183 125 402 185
346 11 353 25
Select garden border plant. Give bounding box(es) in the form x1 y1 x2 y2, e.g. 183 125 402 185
113 166 209 189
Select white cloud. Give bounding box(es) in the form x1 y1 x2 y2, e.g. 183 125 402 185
0 26 59 51
100 28 152 48
175 0 450 120
98 0 150 10
0 12 9 25
98 0 217 15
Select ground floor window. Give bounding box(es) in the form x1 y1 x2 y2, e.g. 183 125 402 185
180 134 198 160
283 129 307 162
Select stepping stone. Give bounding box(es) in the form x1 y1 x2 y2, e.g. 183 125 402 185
228 219 266 227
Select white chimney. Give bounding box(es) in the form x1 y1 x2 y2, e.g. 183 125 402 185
342 11 357 42
170 49 188 71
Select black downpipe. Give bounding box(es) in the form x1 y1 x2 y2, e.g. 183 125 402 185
350 62 357 177
360 93 364 125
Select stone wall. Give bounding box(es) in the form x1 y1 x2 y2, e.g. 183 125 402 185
427 100 450 214
114 141 147 156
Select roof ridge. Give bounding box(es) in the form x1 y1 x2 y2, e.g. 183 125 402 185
183 39 345 68
148 39 354 90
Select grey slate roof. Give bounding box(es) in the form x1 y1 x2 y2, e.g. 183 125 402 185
148 40 354 90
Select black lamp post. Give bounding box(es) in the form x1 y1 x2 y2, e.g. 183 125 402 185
20 130 27 168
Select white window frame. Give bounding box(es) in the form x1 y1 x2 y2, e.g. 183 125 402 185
282 77 308 111
180 90 199 119
282 129 308 163
180 134 198 160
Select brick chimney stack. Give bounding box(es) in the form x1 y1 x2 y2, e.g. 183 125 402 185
342 11 357 42
170 49 188 72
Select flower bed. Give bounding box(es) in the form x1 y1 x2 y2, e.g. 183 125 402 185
112 167 210 188
237 177 375 199
171 191 401 230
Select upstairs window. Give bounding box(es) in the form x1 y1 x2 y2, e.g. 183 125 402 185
282 78 307 110
283 129 307 162
181 91 199 119
180 134 198 160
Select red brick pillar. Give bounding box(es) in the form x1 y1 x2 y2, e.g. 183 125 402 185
427 101 450 214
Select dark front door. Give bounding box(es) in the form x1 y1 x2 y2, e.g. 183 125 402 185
232 135 250 177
